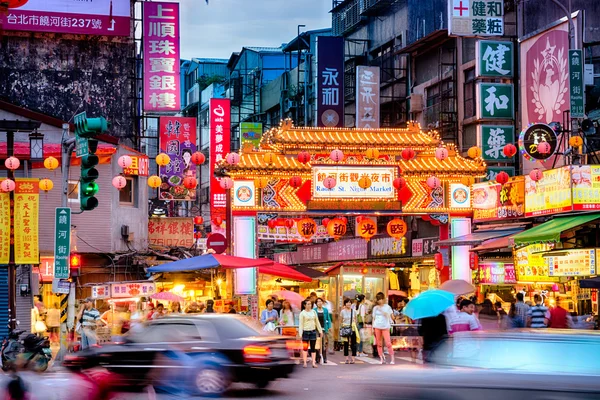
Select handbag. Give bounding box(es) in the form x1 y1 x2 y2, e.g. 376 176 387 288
339 309 353 338
315 337 322 350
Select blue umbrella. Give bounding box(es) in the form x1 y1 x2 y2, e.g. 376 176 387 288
403 289 455 320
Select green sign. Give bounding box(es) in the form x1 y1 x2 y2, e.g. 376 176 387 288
486 166 515 181
478 83 514 120
54 207 71 279
240 122 263 150
75 135 89 158
476 40 513 78
480 125 515 161
569 49 585 118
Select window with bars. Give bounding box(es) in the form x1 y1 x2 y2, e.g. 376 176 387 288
464 68 476 118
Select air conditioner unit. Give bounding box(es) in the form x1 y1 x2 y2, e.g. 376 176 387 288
284 99 296 112
410 94 424 113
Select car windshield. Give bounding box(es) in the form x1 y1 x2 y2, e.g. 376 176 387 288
211 315 269 339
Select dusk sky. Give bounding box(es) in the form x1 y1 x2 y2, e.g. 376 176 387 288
179 0 332 60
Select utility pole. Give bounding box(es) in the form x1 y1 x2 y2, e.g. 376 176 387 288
549 0 576 49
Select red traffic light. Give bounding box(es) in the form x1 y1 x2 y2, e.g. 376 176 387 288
70 254 81 268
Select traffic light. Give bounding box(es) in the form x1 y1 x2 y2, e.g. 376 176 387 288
74 113 108 211
70 254 81 277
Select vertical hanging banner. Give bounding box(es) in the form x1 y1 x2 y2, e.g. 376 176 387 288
158 116 197 201
356 66 380 129
569 49 585 118
14 179 39 265
317 36 344 127
209 98 231 232
0 188 9 264
143 2 181 112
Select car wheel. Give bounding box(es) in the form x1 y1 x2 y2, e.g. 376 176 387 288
194 367 230 396
255 380 271 389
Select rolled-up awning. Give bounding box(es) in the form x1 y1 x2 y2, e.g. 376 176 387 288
435 228 522 247
512 214 600 246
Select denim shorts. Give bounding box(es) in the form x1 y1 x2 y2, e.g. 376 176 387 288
302 330 317 341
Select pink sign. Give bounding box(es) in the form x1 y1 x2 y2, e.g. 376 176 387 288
209 99 231 230
143 2 181 112
479 262 516 285
1 0 130 36
328 238 368 261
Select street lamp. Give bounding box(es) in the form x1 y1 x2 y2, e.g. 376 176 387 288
29 130 44 161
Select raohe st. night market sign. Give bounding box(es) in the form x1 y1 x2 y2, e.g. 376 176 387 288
312 166 396 199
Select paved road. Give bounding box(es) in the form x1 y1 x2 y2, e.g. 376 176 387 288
0 353 412 400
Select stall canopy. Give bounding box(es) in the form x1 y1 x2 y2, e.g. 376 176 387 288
579 276 600 289
512 214 600 246
470 233 521 252
221 261 313 282
147 254 273 273
435 228 522 247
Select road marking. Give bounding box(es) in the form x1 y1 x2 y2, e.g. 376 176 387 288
356 356 381 364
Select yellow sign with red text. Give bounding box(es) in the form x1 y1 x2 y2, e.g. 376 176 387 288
0 188 10 264
14 179 40 265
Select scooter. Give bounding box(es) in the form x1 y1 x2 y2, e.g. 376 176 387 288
1 331 52 372
1 329 24 372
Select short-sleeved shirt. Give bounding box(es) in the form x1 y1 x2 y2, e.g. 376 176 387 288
372 305 393 329
528 305 549 328
449 311 481 333
82 308 100 328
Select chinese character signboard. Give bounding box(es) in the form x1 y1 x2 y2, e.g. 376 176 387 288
14 179 39 264
572 165 600 210
476 40 513 77
569 49 585 118
148 217 194 248
525 166 572 217
477 83 514 120
547 249 596 277
472 177 524 222
514 243 558 283
91 285 110 299
472 181 500 221
312 166 396 199
53 208 71 279
411 237 438 257
123 155 149 177
369 237 407 258
480 125 514 161
317 36 344 127
356 66 380 129
158 116 197 201
143 2 180 112
486 166 514 182
209 98 231 228
39 257 54 283
479 262 516 284
448 0 504 36
1 0 130 35
0 188 9 264
111 282 156 299
240 122 262 150
233 180 256 207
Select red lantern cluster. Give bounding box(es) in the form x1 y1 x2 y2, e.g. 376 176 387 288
285 219 295 229
495 171 509 185
267 219 277 229
298 151 311 164
289 176 302 188
503 143 517 158
191 152 206 165
183 176 197 189
401 148 415 161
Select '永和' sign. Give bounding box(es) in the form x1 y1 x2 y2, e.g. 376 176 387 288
143 2 181 111
449 0 504 37
317 36 344 127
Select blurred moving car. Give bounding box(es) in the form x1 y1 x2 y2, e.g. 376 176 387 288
63 314 296 396
363 330 600 400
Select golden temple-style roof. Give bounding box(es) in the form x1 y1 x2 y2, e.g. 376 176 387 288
218 120 487 178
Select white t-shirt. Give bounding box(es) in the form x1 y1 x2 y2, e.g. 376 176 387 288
372 304 393 329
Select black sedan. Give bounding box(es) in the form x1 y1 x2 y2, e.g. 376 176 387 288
63 314 296 396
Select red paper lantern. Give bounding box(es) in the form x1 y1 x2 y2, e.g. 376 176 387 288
298 151 311 164
355 216 364 224
387 218 408 240
538 141 551 155
401 148 415 161
194 232 203 239
212 216 223 226
226 153 241 165
340 216 348 224
529 169 543 182
194 216 204 225
191 152 206 165
426 176 441 189
357 218 377 242
289 176 302 188
118 155 133 169
330 149 344 162
267 219 277 229
435 148 448 161
0 179 16 192
4 156 20 171
297 218 317 240
323 177 337 189
220 177 234 189
183 176 197 189
393 177 406 190
321 218 330 227
112 176 127 190
469 253 479 270
495 171 509 185
285 219 295 229
503 143 517 158
434 253 444 271
327 218 347 240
